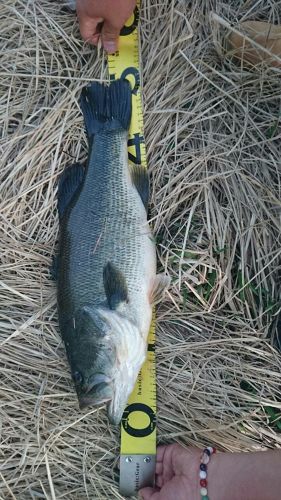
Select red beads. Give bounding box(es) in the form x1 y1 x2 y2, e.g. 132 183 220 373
200 479 207 487
206 446 216 454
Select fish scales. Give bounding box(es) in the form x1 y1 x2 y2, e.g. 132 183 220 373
58 129 151 319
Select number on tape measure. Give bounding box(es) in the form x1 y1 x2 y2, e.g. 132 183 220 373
121 67 140 95
110 67 140 95
122 403 156 438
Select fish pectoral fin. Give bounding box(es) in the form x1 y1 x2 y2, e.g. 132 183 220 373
150 273 171 304
129 164 149 212
103 262 129 310
57 163 85 219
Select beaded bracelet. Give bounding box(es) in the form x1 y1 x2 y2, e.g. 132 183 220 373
198 446 216 500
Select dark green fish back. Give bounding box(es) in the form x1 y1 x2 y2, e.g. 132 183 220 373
58 129 148 326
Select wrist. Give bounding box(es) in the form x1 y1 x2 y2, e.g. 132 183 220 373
207 451 227 500
206 450 281 500
207 451 248 500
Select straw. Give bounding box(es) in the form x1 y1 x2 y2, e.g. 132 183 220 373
1 0 281 497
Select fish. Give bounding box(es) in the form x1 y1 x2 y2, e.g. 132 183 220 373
55 79 169 424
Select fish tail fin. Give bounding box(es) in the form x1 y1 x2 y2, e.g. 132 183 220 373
80 79 131 137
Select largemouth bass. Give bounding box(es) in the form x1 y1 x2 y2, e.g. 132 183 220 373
56 79 169 424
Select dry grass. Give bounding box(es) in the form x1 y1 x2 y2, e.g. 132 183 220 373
1 0 281 498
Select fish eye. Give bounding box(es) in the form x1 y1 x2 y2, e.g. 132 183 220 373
72 371 83 385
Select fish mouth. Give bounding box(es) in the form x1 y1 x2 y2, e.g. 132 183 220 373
79 393 112 410
77 374 113 410
83 374 112 394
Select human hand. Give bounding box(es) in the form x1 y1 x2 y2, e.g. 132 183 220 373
139 444 200 500
76 0 137 53
140 444 281 500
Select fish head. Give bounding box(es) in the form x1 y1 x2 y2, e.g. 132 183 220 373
97 307 147 425
67 305 146 424
68 305 116 409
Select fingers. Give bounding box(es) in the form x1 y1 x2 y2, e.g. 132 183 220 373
78 16 103 45
76 0 136 53
155 474 164 488
156 444 176 484
156 445 170 462
155 460 163 475
156 444 194 482
139 486 160 500
101 21 120 53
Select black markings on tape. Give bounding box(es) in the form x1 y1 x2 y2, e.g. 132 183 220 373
109 67 140 95
121 67 140 95
128 133 144 164
120 6 139 36
122 403 156 437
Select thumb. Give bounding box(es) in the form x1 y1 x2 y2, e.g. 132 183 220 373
78 17 102 45
101 21 120 53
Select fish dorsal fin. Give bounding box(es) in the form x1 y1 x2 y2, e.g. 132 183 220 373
150 273 171 304
103 262 129 310
129 164 149 212
57 163 85 219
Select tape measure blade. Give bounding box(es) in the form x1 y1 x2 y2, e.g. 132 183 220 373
108 2 157 496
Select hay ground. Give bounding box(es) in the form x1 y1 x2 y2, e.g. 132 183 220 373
1 0 281 498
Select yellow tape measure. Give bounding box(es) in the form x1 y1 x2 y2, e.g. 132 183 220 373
108 3 156 496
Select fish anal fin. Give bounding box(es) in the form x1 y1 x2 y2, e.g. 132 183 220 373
103 262 129 310
150 273 170 304
129 164 149 211
57 163 85 219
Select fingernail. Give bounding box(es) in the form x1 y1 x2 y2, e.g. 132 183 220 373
103 41 117 53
